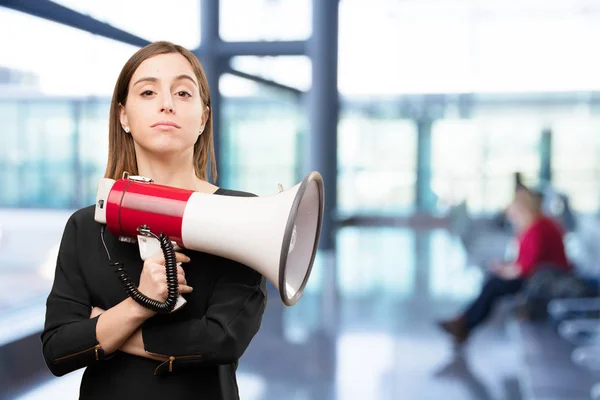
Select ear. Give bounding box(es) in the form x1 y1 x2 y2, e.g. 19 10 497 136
200 105 210 130
119 103 129 131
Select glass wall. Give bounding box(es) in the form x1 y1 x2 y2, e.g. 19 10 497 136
431 115 542 215
220 0 311 42
0 94 306 208
337 227 415 300
551 115 600 213
220 74 305 196
52 0 201 48
337 112 418 217
337 0 600 97
3 94 600 219
0 100 109 209
0 7 139 97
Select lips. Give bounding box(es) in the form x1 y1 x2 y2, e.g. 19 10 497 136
151 121 181 128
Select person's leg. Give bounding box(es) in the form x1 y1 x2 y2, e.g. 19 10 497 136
439 276 524 344
463 276 524 331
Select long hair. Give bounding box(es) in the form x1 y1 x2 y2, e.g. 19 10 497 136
103 41 217 182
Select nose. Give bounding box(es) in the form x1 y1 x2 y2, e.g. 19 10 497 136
160 92 175 114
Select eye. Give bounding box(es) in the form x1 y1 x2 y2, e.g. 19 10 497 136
141 90 155 97
176 91 192 98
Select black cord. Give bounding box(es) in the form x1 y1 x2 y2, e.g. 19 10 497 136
100 225 179 314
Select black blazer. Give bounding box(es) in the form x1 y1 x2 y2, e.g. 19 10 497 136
41 189 267 400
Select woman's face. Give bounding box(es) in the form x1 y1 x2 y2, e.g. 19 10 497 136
506 190 537 230
120 53 208 157
506 199 526 229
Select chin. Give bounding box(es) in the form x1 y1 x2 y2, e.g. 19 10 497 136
136 139 194 159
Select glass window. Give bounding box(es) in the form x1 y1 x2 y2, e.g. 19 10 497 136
431 117 541 214
0 102 82 208
429 230 483 300
230 56 311 91
0 102 22 207
338 0 600 96
551 116 600 213
338 113 417 217
339 1 472 96
0 8 144 208
220 0 311 42
431 119 483 210
22 102 77 208
337 227 415 300
79 100 112 207
0 8 140 97
52 0 201 48
220 75 304 196
0 99 112 209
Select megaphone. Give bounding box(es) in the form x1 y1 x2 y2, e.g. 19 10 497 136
94 171 324 312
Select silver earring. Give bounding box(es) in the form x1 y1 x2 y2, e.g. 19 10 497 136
123 126 130 133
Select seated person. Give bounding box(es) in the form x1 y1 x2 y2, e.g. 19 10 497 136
438 186 570 345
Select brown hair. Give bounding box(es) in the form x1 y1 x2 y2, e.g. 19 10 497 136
103 41 217 182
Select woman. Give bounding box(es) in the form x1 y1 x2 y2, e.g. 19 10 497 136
438 186 569 345
41 41 267 399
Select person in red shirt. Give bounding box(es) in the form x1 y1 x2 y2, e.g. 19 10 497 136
438 186 570 345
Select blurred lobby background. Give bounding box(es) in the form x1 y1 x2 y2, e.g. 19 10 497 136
2 0 600 399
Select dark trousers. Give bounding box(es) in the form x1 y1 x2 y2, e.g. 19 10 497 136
464 276 524 331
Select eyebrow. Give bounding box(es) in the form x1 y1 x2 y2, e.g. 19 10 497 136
132 74 198 88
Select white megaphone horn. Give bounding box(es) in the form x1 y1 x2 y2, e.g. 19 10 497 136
93 171 324 311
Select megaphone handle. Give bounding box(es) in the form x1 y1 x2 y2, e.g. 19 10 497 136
137 235 186 311
100 226 182 314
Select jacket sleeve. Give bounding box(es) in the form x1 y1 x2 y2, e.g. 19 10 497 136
40 214 109 377
142 257 267 375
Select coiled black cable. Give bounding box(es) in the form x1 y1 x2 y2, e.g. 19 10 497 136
101 225 179 314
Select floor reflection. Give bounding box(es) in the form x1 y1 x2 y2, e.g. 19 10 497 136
432 353 495 400
13 226 524 400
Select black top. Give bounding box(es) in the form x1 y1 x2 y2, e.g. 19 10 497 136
41 188 267 400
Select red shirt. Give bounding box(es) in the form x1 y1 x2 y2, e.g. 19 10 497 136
516 216 569 278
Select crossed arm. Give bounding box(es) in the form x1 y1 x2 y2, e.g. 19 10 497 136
90 307 165 361
42 218 266 377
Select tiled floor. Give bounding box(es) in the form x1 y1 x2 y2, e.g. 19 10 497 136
8 226 527 400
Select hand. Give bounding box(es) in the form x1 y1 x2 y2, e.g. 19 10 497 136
90 306 105 319
119 329 169 362
138 251 193 304
493 263 521 280
488 260 504 272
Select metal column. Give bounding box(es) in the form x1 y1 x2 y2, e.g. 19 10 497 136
198 0 224 183
308 0 339 251
416 117 434 212
540 127 553 184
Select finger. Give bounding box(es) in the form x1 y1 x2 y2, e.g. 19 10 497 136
90 307 104 318
179 284 194 294
178 275 187 286
147 251 166 264
149 252 190 265
175 252 191 263
148 262 182 274
150 268 167 281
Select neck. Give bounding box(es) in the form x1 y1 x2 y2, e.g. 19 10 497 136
135 147 207 192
